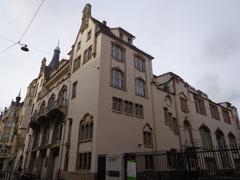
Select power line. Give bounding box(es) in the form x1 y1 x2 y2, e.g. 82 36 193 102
0 36 51 54
0 0 46 56
0 36 13 43
19 0 46 42
0 42 18 55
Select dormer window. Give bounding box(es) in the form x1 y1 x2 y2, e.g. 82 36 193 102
112 44 124 62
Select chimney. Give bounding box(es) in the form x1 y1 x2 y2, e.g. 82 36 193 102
102 20 107 26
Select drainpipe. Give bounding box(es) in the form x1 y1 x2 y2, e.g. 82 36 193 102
150 80 157 151
172 79 183 148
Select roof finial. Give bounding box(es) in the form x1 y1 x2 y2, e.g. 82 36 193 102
18 89 21 98
54 40 61 52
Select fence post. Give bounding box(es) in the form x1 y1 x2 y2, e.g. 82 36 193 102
186 148 192 180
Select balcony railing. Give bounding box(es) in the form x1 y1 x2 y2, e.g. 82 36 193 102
30 99 68 125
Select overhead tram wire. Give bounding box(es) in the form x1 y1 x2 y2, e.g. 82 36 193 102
0 42 18 55
0 36 51 55
0 0 46 56
18 0 46 42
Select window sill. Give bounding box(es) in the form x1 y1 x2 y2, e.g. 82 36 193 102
75 169 91 173
112 56 125 63
125 113 134 117
112 109 123 114
136 94 148 99
79 139 93 143
111 85 126 91
135 68 146 73
135 115 144 119
144 145 153 148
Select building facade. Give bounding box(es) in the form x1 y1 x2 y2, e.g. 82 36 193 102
0 93 23 171
1 3 239 180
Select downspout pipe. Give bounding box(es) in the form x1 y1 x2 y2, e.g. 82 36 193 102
172 79 183 148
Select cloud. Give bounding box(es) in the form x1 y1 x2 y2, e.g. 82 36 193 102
196 74 240 108
201 28 240 62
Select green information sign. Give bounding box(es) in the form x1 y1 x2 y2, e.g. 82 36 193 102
127 160 136 180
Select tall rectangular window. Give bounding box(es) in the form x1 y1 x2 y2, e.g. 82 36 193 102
135 103 144 117
134 56 145 71
112 44 124 61
222 109 231 124
112 97 122 112
143 131 153 146
124 101 133 115
76 41 81 51
180 97 188 113
72 81 77 99
77 152 91 170
73 56 81 72
83 46 92 64
164 108 172 128
135 78 145 97
194 96 206 115
87 30 91 41
209 103 220 120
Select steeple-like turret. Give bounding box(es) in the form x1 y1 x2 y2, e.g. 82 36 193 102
48 44 60 70
16 89 21 106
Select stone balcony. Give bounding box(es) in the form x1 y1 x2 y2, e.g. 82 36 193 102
29 99 68 128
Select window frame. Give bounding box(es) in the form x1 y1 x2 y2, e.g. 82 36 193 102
209 102 220 120
194 95 206 115
134 55 146 72
112 44 125 62
222 108 231 124
111 68 125 90
135 78 146 97
180 97 188 113
112 97 123 113
71 81 78 99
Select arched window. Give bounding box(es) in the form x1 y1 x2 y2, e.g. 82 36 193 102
89 122 93 139
199 125 212 147
112 44 124 61
80 122 85 141
48 94 56 108
216 129 226 148
184 121 193 147
79 114 93 142
52 121 63 144
136 78 145 97
143 124 153 147
112 69 124 89
58 85 68 106
228 133 237 149
180 93 188 113
216 129 231 168
41 122 50 145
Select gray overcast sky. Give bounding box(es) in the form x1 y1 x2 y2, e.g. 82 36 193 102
0 0 240 112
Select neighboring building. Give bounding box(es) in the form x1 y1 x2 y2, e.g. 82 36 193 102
152 72 240 151
1 3 239 180
0 92 23 170
13 79 37 171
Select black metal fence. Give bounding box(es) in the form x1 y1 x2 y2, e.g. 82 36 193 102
0 171 40 180
124 147 240 180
